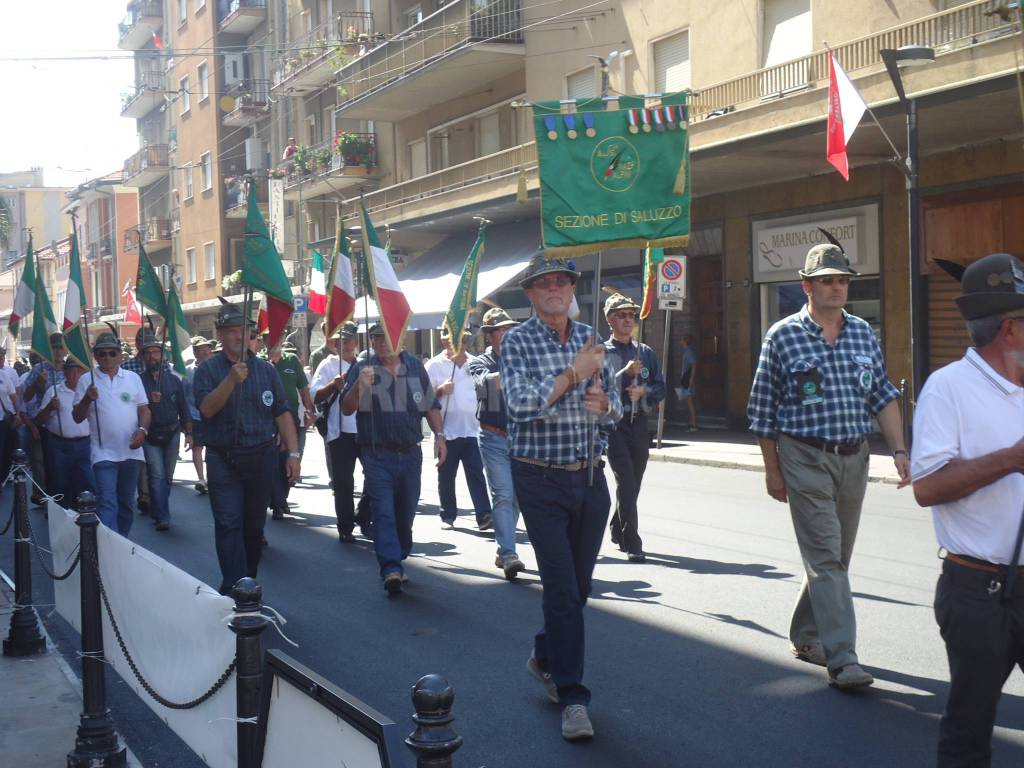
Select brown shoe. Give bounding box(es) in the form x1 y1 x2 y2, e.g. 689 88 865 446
790 642 827 667
828 663 874 689
384 572 403 596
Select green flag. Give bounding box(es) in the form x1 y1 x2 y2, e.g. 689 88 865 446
242 182 293 346
136 243 168 317
63 231 92 369
165 284 191 376
31 254 58 365
442 222 486 358
532 95 691 256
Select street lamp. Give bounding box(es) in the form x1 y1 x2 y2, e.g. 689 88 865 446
880 44 934 399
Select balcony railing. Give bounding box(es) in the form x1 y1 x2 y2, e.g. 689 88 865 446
690 0 1018 120
337 0 521 106
123 144 170 184
224 175 268 215
120 69 165 116
283 133 379 189
118 1 162 48
223 79 271 126
219 0 268 35
146 218 172 243
352 140 534 218
86 238 113 261
271 12 376 91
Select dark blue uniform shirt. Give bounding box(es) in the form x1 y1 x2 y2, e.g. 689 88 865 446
466 348 507 433
139 369 191 440
193 352 288 449
603 338 666 416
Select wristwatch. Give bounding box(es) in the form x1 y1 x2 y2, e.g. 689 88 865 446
288 452 301 459
137 426 148 435
893 449 908 458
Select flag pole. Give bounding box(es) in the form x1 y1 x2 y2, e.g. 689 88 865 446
233 286 253 448
588 250 603 487
70 212 101 447
356 227 377 455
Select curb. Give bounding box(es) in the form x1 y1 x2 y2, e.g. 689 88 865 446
647 450 901 486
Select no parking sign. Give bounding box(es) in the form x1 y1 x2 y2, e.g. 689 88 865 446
657 256 686 309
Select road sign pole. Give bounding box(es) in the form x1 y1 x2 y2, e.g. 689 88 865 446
656 307 672 449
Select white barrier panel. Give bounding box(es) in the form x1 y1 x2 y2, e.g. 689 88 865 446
49 502 238 768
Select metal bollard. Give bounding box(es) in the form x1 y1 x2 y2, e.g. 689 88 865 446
406 674 463 768
68 491 126 767
229 578 268 768
3 449 46 657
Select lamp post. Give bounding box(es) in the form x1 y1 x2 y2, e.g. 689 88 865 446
881 44 934 399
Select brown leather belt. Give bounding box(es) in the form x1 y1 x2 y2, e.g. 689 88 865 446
946 553 1024 575
513 456 604 472
784 433 864 456
480 423 507 437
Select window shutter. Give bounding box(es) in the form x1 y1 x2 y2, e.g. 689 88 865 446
654 31 690 93
762 0 811 68
566 68 597 100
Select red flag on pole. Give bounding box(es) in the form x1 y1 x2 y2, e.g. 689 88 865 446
826 53 867 181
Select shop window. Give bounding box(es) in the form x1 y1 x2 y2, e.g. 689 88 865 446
761 277 881 339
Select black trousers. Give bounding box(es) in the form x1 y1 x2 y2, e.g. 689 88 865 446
607 412 650 555
935 559 1024 768
328 433 359 534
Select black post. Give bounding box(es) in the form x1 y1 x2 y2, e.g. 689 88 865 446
3 449 46 657
907 98 925 400
405 674 462 768
68 491 126 767
229 577 268 768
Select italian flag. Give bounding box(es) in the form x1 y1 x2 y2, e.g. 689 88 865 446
360 203 410 354
309 249 327 315
165 284 192 375
639 244 658 320
242 181 293 347
324 222 356 335
256 295 269 337
8 234 36 337
826 53 867 181
63 230 92 369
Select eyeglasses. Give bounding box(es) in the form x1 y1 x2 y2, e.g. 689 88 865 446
529 275 574 289
815 276 852 286
94 350 120 359
611 312 639 321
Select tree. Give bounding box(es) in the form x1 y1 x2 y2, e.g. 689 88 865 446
0 197 11 252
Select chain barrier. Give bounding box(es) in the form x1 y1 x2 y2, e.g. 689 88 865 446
0 464 22 536
85 546 237 710
8 471 80 581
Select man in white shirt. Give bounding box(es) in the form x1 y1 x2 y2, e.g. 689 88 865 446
72 332 151 535
912 253 1024 767
426 328 493 530
310 322 360 542
35 360 94 510
0 346 22 481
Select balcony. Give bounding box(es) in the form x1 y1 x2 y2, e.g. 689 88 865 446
218 0 267 36
334 0 523 122
170 207 181 234
118 1 163 51
222 79 271 127
282 133 383 200
122 145 170 188
120 70 166 119
225 176 269 218
271 12 375 95
125 219 172 253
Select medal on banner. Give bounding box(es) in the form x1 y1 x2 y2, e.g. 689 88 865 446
652 108 665 132
626 108 640 134
563 114 577 140
582 112 596 138
640 108 652 133
663 105 676 130
544 115 558 141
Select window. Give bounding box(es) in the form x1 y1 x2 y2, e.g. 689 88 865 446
179 76 190 114
477 112 500 157
762 0 811 67
197 62 209 102
566 67 597 100
200 151 212 191
196 0 206 10
178 0 188 23
186 248 197 284
653 30 691 93
409 139 427 179
204 242 216 281
183 163 194 200
405 5 423 28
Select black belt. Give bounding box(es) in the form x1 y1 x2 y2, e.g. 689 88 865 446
784 433 864 456
513 456 605 472
945 553 1024 576
50 433 89 443
365 443 419 454
480 423 508 437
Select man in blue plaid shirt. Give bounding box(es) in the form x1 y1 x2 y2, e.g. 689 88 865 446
502 253 621 742
748 241 910 690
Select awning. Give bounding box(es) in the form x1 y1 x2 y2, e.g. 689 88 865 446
357 221 540 330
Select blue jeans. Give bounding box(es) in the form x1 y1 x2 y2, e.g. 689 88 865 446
511 460 610 706
93 460 142 535
46 435 95 510
362 448 422 578
142 431 180 524
206 446 276 594
437 436 492 525
478 430 520 557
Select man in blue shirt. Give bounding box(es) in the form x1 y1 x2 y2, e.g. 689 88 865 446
341 324 447 596
22 332 67 502
602 293 666 562
502 253 621 741
748 242 910 689
194 301 300 595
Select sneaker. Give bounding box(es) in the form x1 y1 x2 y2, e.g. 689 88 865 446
271 507 286 521
154 520 170 532
627 552 646 563
501 555 526 581
526 655 559 704
828 663 874 690
384 572 403 596
561 705 594 741
790 642 827 667
478 514 494 531
195 482 207 495
338 532 356 543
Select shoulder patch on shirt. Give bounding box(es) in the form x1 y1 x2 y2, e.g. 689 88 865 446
640 366 650 379
262 390 274 407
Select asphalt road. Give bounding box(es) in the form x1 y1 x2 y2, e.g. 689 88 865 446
5 438 1024 768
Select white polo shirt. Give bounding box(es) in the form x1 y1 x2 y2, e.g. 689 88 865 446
309 355 357 442
44 381 90 438
74 367 148 464
425 351 479 440
911 347 1024 565
0 365 19 415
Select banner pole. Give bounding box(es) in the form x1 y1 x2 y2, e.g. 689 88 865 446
656 307 672 450
588 251 602 487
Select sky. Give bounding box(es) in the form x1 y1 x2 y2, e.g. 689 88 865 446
0 0 138 188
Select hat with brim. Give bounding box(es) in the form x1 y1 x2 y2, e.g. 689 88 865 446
798 244 858 278
339 321 359 339
519 253 581 288
62 359 84 370
367 324 385 338
954 253 1024 321
214 298 250 329
191 335 213 348
480 307 518 332
49 332 65 347
139 333 162 351
603 293 641 316
92 332 121 352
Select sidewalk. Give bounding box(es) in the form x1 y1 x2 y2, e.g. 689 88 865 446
0 572 140 767
648 426 901 484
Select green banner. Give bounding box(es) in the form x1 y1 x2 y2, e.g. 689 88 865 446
442 222 486 358
533 97 691 257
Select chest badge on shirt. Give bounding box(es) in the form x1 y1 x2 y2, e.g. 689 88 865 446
262 390 274 406
640 366 649 379
858 369 873 390
412 391 423 404
795 370 824 406
119 392 131 403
